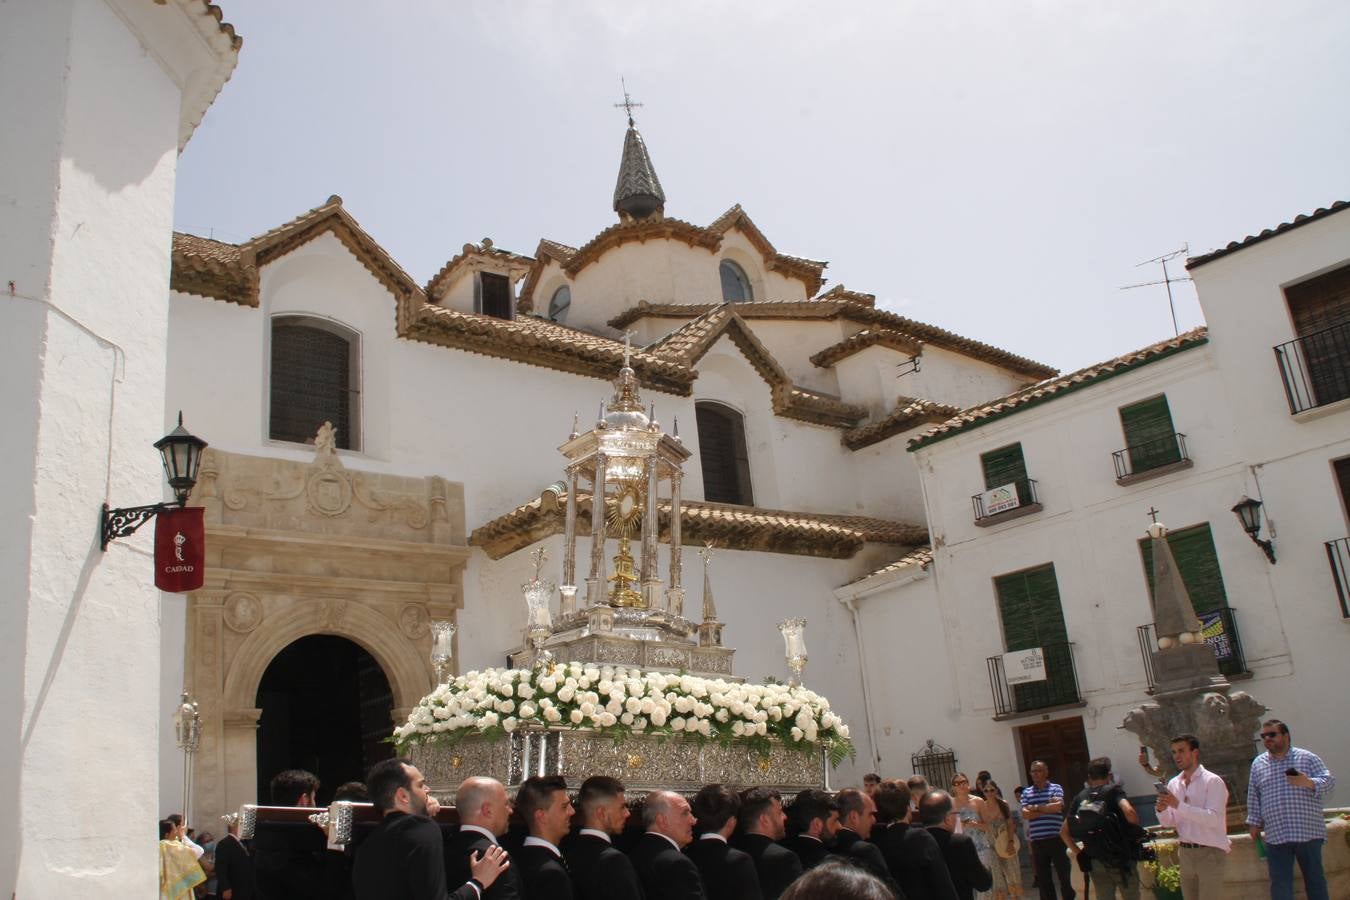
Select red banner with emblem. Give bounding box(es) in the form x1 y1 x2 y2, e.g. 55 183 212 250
155 506 205 592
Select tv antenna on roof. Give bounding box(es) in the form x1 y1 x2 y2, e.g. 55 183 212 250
1121 245 1192 337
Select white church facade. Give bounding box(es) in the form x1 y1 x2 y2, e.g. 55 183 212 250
160 117 1066 826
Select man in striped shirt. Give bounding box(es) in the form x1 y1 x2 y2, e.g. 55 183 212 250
1247 718 1336 900
1022 761 1075 900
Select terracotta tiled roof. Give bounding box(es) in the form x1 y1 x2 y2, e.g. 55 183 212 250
425 240 534 302
1187 201 1349 270
518 239 580 312
404 308 695 395
842 546 934 587
707 205 828 296
611 299 1057 380
644 308 867 427
171 232 257 306
177 1 243 149
519 206 828 310
172 204 859 426
842 398 960 451
816 284 877 308
471 491 927 560
907 327 1209 451
810 327 924 368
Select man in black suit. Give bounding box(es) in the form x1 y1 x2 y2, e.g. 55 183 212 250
685 784 761 900
515 775 575 900
353 758 509 900
447 777 525 900
563 776 643 900
629 790 706 900
921 791 992 900
254 769 326 900
732 787 802 900
873 781 958 900
783 790 838 871
213 813 257 900
833 788 902 898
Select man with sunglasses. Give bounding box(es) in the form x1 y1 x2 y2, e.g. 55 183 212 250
1246 719 1336 900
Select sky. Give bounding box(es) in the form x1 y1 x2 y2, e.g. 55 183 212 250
174 1 1350 373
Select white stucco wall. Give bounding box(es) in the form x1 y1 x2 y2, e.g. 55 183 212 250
851 333 1348 798
0 0 228 893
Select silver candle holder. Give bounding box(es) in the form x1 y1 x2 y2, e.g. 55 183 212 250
778 617 808 687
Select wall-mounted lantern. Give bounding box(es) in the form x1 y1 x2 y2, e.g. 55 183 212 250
101 412 207 551
1231 496 1276 564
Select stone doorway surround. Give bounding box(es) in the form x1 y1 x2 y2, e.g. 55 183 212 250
183 429 468 827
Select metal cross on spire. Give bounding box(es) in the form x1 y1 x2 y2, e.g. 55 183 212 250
1147 506 1161 524
614 77 643 127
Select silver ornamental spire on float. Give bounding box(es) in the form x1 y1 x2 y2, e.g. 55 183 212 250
506 338 737 678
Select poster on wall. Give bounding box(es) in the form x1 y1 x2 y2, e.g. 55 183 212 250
1199 610 1233 661
1003 647 1047 684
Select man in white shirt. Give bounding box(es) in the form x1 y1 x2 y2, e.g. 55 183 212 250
1156 733 1229 900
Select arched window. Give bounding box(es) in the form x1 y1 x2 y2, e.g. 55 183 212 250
269 316 360 450
696 401 753 505
719 260 753 303
547 285 572 323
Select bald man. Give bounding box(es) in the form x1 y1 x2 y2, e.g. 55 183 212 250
446 777 524 900
629 791 706 900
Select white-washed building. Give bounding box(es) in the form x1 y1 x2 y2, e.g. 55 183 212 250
844 201 1349 800
161 119 1059 825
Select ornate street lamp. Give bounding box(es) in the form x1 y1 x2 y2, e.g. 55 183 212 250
1231 496 1277 564
173 691 202 825
778 617 809 687
101 412 207 550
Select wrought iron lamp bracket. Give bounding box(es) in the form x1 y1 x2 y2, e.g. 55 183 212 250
101 499 184 551
1246 532 1277 565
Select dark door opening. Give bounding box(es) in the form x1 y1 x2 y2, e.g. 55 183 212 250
1016 716 1091 799
256 634 394 806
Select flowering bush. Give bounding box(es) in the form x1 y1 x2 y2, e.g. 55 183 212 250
394 663 854 767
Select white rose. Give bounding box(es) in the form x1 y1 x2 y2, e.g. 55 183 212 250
697 719 711 736
625 697 643 715
583 667 600 681
670 716 685 731
756 721 767 736
539 676 557 693
715 709 730 723
650 708 668 727
632 717 647 731
640 698 656 715
481 712 500 728
621 712 635 725
580 701 596 717
790 726 803 741
502 717 518 733
731 721 746 736
598 712 617 727
598 680 614 695
544 707 562 723
517 684 535 699
569 709 584 724
518 702 537 719
838 724 850 738
558 686 576 702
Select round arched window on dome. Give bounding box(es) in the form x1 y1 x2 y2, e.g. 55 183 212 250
547 285 572 323
719 260 753 303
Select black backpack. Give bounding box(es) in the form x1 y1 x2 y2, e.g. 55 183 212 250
1067 785 1138 868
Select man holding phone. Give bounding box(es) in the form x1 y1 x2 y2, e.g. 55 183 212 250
1156 734 1229 899
1246 718 1336 900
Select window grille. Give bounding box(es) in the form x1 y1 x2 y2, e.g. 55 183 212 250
696 402 753 505
911 739 958 791
719 260 753 303
269 318 358 450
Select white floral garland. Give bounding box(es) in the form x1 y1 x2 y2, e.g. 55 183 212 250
394 663 853 766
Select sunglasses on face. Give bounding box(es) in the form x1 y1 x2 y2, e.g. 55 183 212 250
1260 732 1281 739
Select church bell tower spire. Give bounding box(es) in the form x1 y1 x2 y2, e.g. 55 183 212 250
612 80 666 223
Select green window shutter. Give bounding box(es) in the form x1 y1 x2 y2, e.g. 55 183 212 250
1139 523 1229 615
995 564 1077 710
982 444 1028 490
995 564 1068 651
1120 396 1180 472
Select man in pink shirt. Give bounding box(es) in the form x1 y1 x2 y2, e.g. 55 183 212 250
1156 734 1229 900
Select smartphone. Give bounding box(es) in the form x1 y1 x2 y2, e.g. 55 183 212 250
1285 768 1301 777
1154 781 1169 794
